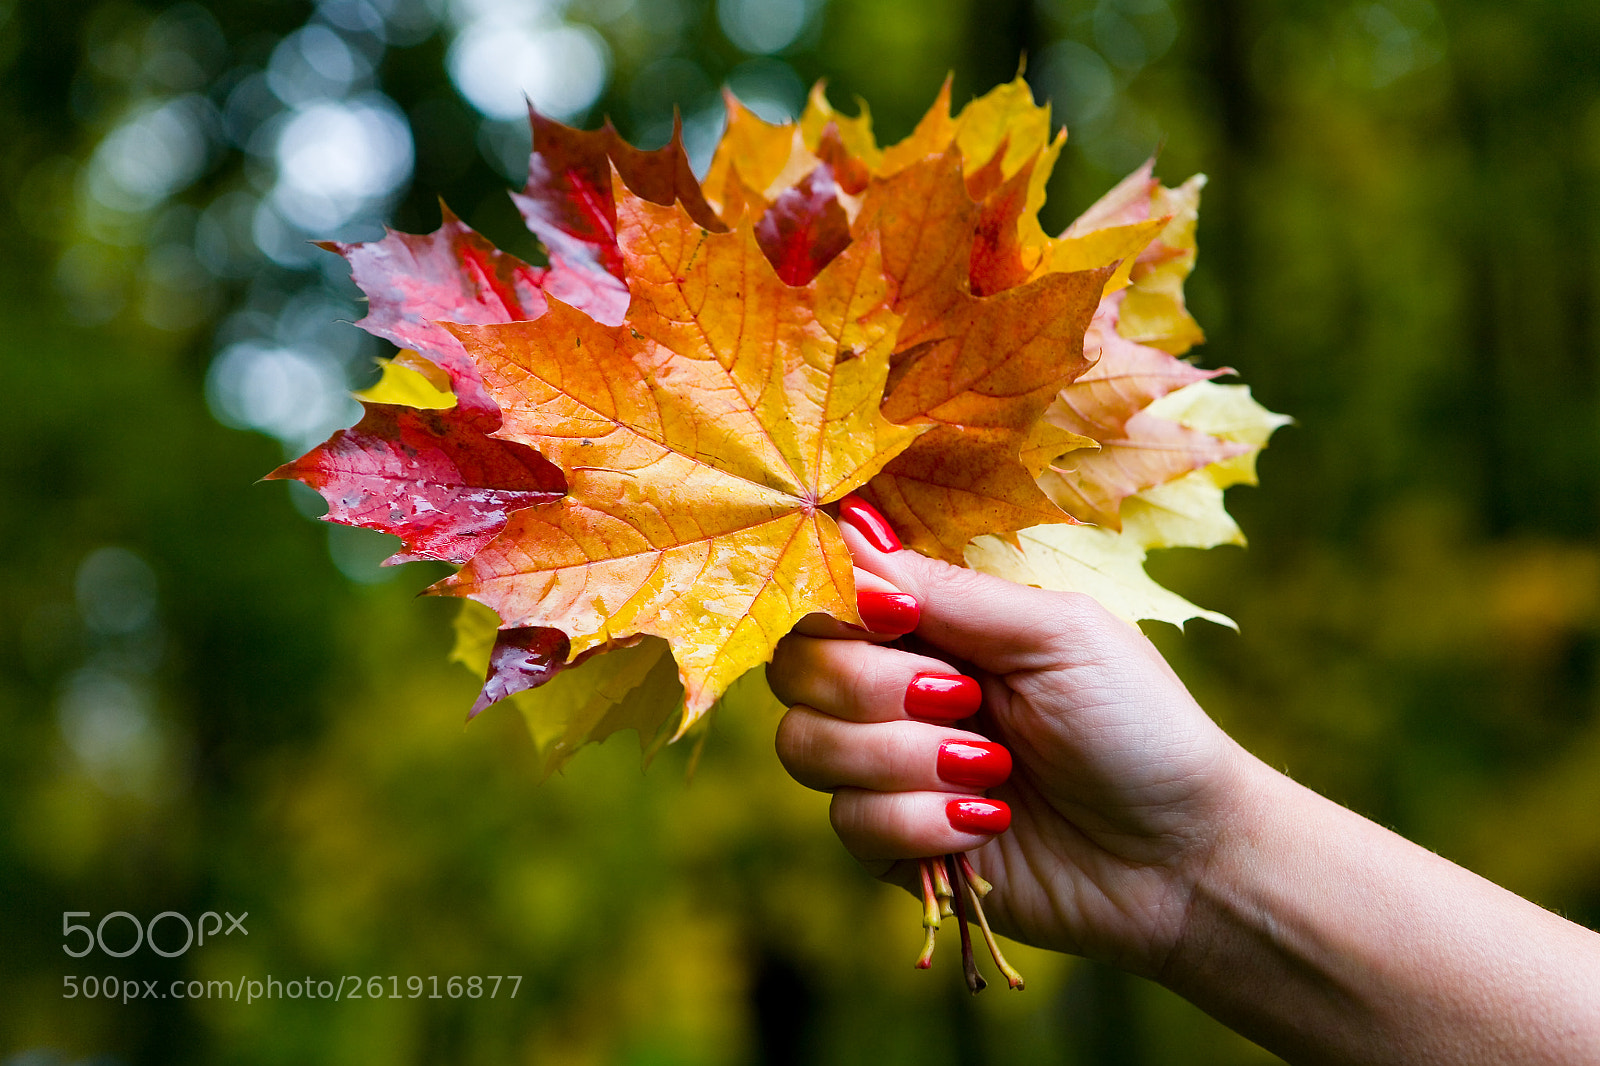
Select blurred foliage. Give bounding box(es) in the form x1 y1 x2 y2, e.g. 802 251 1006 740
2 0 1599 1063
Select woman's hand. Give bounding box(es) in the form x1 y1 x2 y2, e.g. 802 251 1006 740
773 500 1600 1064
768 498 1259 978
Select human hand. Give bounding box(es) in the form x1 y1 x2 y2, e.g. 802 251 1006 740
768 498 1260 978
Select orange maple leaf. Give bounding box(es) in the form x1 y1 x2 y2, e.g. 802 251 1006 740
436 179 923 723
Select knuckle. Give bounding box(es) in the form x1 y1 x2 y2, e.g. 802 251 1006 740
1056 590 1116 627
773 707 817 778
939 562 999 602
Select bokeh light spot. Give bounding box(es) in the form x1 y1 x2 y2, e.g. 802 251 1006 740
447 20 609 122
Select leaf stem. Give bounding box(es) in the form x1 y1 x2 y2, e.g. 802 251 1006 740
945 853 987 994
962 877 1025 990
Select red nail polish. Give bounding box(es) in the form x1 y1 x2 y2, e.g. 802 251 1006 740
857 590 919 634
904 674 982 720
947 798 1011 835
838 494 902 553
937 740 1012 789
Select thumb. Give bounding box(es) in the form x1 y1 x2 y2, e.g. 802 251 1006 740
837 500 1120 675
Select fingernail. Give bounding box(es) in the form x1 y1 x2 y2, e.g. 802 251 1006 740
946 798 1011 835
857 590 919 634
905 673 982 720
838 494 902 553
937 740 1012 789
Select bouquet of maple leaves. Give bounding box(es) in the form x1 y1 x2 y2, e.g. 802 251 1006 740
272 76 1286 987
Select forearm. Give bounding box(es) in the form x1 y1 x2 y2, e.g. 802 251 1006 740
1160 753 1600 1065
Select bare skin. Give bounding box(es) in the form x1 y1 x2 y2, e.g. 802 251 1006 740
769 514 1600 1064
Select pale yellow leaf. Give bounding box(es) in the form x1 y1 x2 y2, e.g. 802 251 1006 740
1120 471 1245 550
965 523 1235 629
1034 218 1167 297
1145 380 1293 445
1144 380 1293 488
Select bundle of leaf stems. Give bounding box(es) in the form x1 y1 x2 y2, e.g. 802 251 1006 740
917 853 1024 992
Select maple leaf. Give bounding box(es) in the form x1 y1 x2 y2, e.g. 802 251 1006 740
1038 410 1250 531
1033 297 1249 530
1143 379 1295 491
969 379 1290 627
436 179 923 725
287 111 749 570
967 382 1288 629
702 93 800 221
319 112 732 419
277 212 566 566
1015 168 1258 534
255 73 1297 994
1050 159 1209 354
353 349 457 409
715 76 1189 561
799 82 883 173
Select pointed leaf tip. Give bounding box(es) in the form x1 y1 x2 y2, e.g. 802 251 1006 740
269 404 566 565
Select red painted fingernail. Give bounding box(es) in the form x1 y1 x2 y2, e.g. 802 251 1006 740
838 494 902 553
857 590 919 634
937 740 1012 789
905 674 982 720
947 798 1011 835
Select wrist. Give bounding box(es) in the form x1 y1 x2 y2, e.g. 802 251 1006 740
1152 745 1297 988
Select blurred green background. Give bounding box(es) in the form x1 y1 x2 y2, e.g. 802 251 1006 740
3 0 1598 1062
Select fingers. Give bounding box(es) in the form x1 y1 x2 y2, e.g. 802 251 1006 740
768 632 979 723
835 500 1128 675
830 788 1012 863
776 706 1010 793
773 497 1019 870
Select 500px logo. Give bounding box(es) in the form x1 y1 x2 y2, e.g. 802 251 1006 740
62 911 248 959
